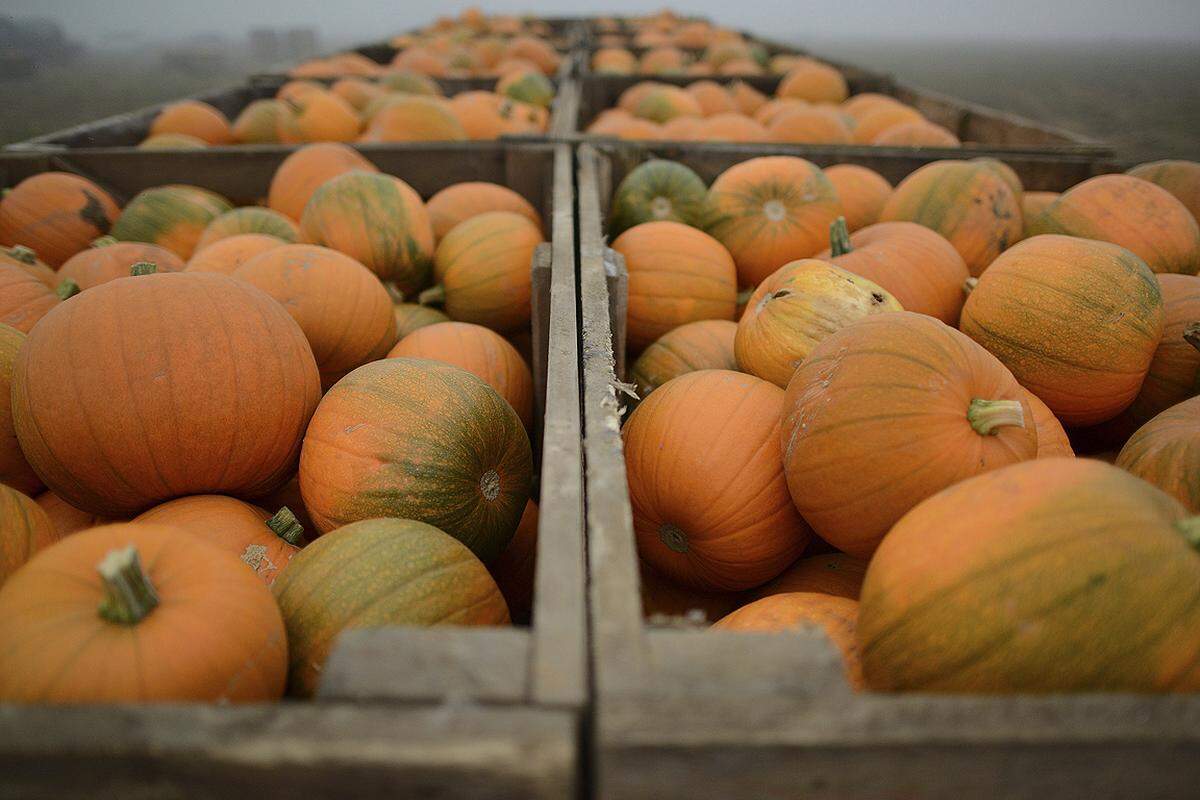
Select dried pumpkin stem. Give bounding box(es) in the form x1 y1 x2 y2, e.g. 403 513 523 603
55 279 80 300
130 262 157 276
266 506 305 546
97 545 160 625
1177 517 1200 550
418 285 447 307
1183 322 1200 354
967 398 1026 435
829 216 853 257
659 522 689 553
963 277 979 296
6 245 37 264
90 236 118 248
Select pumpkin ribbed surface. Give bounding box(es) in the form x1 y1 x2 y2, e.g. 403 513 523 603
186 233 286 274
195 207 299 251
111 185 233 259
1127 160 1200 224
608 159 711 237
1024 389 1074 458
0 484 58 586
630 319 738 401
0 262 61 334
268 143 378 221
1117 396 1200 512
823 165 892 232
426 182 541 241
0 324 40 495
58 240 185 290
0 172 119 267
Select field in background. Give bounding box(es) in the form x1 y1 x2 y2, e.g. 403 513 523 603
0 38 1196 163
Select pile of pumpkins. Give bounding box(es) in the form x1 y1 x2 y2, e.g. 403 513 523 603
587 67 959 146
140 70 553 150
610 152 1200 692
0 142 547 702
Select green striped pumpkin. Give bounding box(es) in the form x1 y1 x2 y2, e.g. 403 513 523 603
111 185 233 259
231 99 286 144
1117 395 1200 512
195 207 299 252
609 159 713 237
393 302 450 339
498 71 554 109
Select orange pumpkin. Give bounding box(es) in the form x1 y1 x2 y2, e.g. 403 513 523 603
278 89 362 143
1027 174 1200 275
685 80 736 116
387 321 533 430
134 495 304 585
851 105 924 145
36 490 114 536
1116 396 1200 511
490 499 538 622
872 120 960 146
186 232 286 274
0 173 120 267
0 261 75 333
267 143 379 221
231 99 286 144
879 160 1022 276
234 244 397 388
767 106 852 144
0 484 58 585
819 218 970 325
12 272 321 516
708 157 842 288
426 182 541 241
447 91 507 139
149 100 233 145
57 237 185 290
960 235 1165 427
777 62 848 103
0 523 287 702
593 48 638 74
1024 389 1075 458
780 311 1038 558
0 244 56 287
753 98 810 127
361 96 467 142
331 77 385 111
611 221 738 352
299 171 434 296
728 81 768 116
1127 160 1200 224
841 92 903 120
276 80 324 103
624 369 812 591
0 325 40 495
633 86 703 123
630 319 738 401
502 36 560 74
750 552 868 601
736 258 902 387
695 113 770 142
394 302 450 338
194 207 298 251
823 165 893 232
638 47 688 76
1021 191 1060 239
110 185 233 259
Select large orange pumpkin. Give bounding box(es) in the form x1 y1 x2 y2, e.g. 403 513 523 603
426 182 541 241
859 458 1200 691
267 143 378 221
57 237 185 290
0 484 58 585
708 157 842 288
12 272 321 516
1024 389 1075 458
300 171 434 296
822 165 894 233
0 172 120 267
150 100 233 145
611 221 738 352
0 325 40 495
422 211 542 334
781 311 1038 558
1127 160 1200 223
0 523 287 702
387 321 533 430
186 233 286 274
960 235 1165 426
134 495 303 585
234 244 396 389
879 160 1022 276
110 185 233 259
630 319 738 401
736 258 901 387
490 499 538 622
0 261 73 333
361 96 468 142
1027 174 1200 275
750 552 868 601
194 207 299 251
624 369 811 591
1116 396 1200 512
277 89 361 143
819 218 970 325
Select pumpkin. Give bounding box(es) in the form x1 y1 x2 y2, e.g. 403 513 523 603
611 118 664 140
300 171 434 296
729 80 768 116
684 80 736 117
496 69 554 108
753 98 811 127
149 100 232 144
231 99 286 144
611 221 738 352
234 244 396 389
57 237 185 290
387 321 533 430
750 552 868 601
851 104 924 145
0 523 287 702
1024 389 1075 458
1028 174 1200 275
394 302 451 338
707 157 842 288
593 48 638 74
1116 396 1200 511
0 262 74 333
268 143 379 221
299 358 531 562
633 86 703 123
630 319 738 401
639 559 746 624
139 133 207 150
134 495 304 585
713 592 863 689
973 158 1024 204
822 165 893 233
421 211 541 334
777 62 848 103
0 325 40 495
35 490 113 536
491 499 538 622
331 77 385 111
879 160 1022 276
110 185 233 259
272 516 508 696
1127 160 1200 223
608 159 712 237
277 89 361 143
872 120 960 146
1021 191 1059 238
767 106 852 144
624 369 811 591
781 311 1038 558
841 92 904 121
819 218 970 325
0 173 120 267
12 271 321 516
426 182 542 241
0 484 57 585
638 47 688 76
194 207 299 251
695 114 770 143
447 91 508 139
502 36 560 74
960 235 1165 426
498 98 548 135
859 458 1200 691
0 245 56 287
186 233 286 274
361 96 468 142
276 80 324 103
736 258 902 387
378 69 442 95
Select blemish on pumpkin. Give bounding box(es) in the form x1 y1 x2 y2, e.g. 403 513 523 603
871 292 885 304
241 544 270 571
344 423 366 434
79 191 112 233
659 523 689 553
479 469 501 501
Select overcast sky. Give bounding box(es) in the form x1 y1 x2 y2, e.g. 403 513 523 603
4 0 1199 46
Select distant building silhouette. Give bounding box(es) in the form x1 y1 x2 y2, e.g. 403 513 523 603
0 16 82 78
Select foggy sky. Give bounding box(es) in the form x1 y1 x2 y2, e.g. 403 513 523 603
5 0 1199 46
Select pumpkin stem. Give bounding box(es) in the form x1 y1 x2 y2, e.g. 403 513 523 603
1183 323 1200 354
130 261 158 276
90 236 118 248
829 216 853 257
967 398 1026 435
56 279 80 300
963 277 979 296
418 285 446 307
5 244 37 264
97 545 160 625
266 506 305 546
659 523 689 553
1176 517 1200 550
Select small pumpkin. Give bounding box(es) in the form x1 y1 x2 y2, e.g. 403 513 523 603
1021 191 1059 239
330 77 385 111
851 105 924 144
960 235 1165 427
780 311 1038 558
1116 396 1200 512
685 80 736 117
139 133 207 150
0 261 75 333
57 237 185 290
496 69 554 108
729 80 768 116
186 233 286 274
736 258 901 387
608 159 712 237
633 85 703 123
624 369 811 591
277 89 361 143
767 106 852 144
1127 159 1200 223
194 207 299 251
872 120 960 147
426 182 541 241
268 143 379 221
231 99 286 144
0 484 58 585
150 100 233 145
750 552 868 601
394 302 451 338
695 114 770 143
447 91 508 139
0 523 288 702
361 96 468 142
110 185 233 259
776 62 848 103
387 321 533 430
630 319 738 401
378 69 442 95
491 499 538 622
0 172 120 267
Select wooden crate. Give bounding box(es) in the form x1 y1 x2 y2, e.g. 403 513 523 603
576 142 1200 800
0 142 585 799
